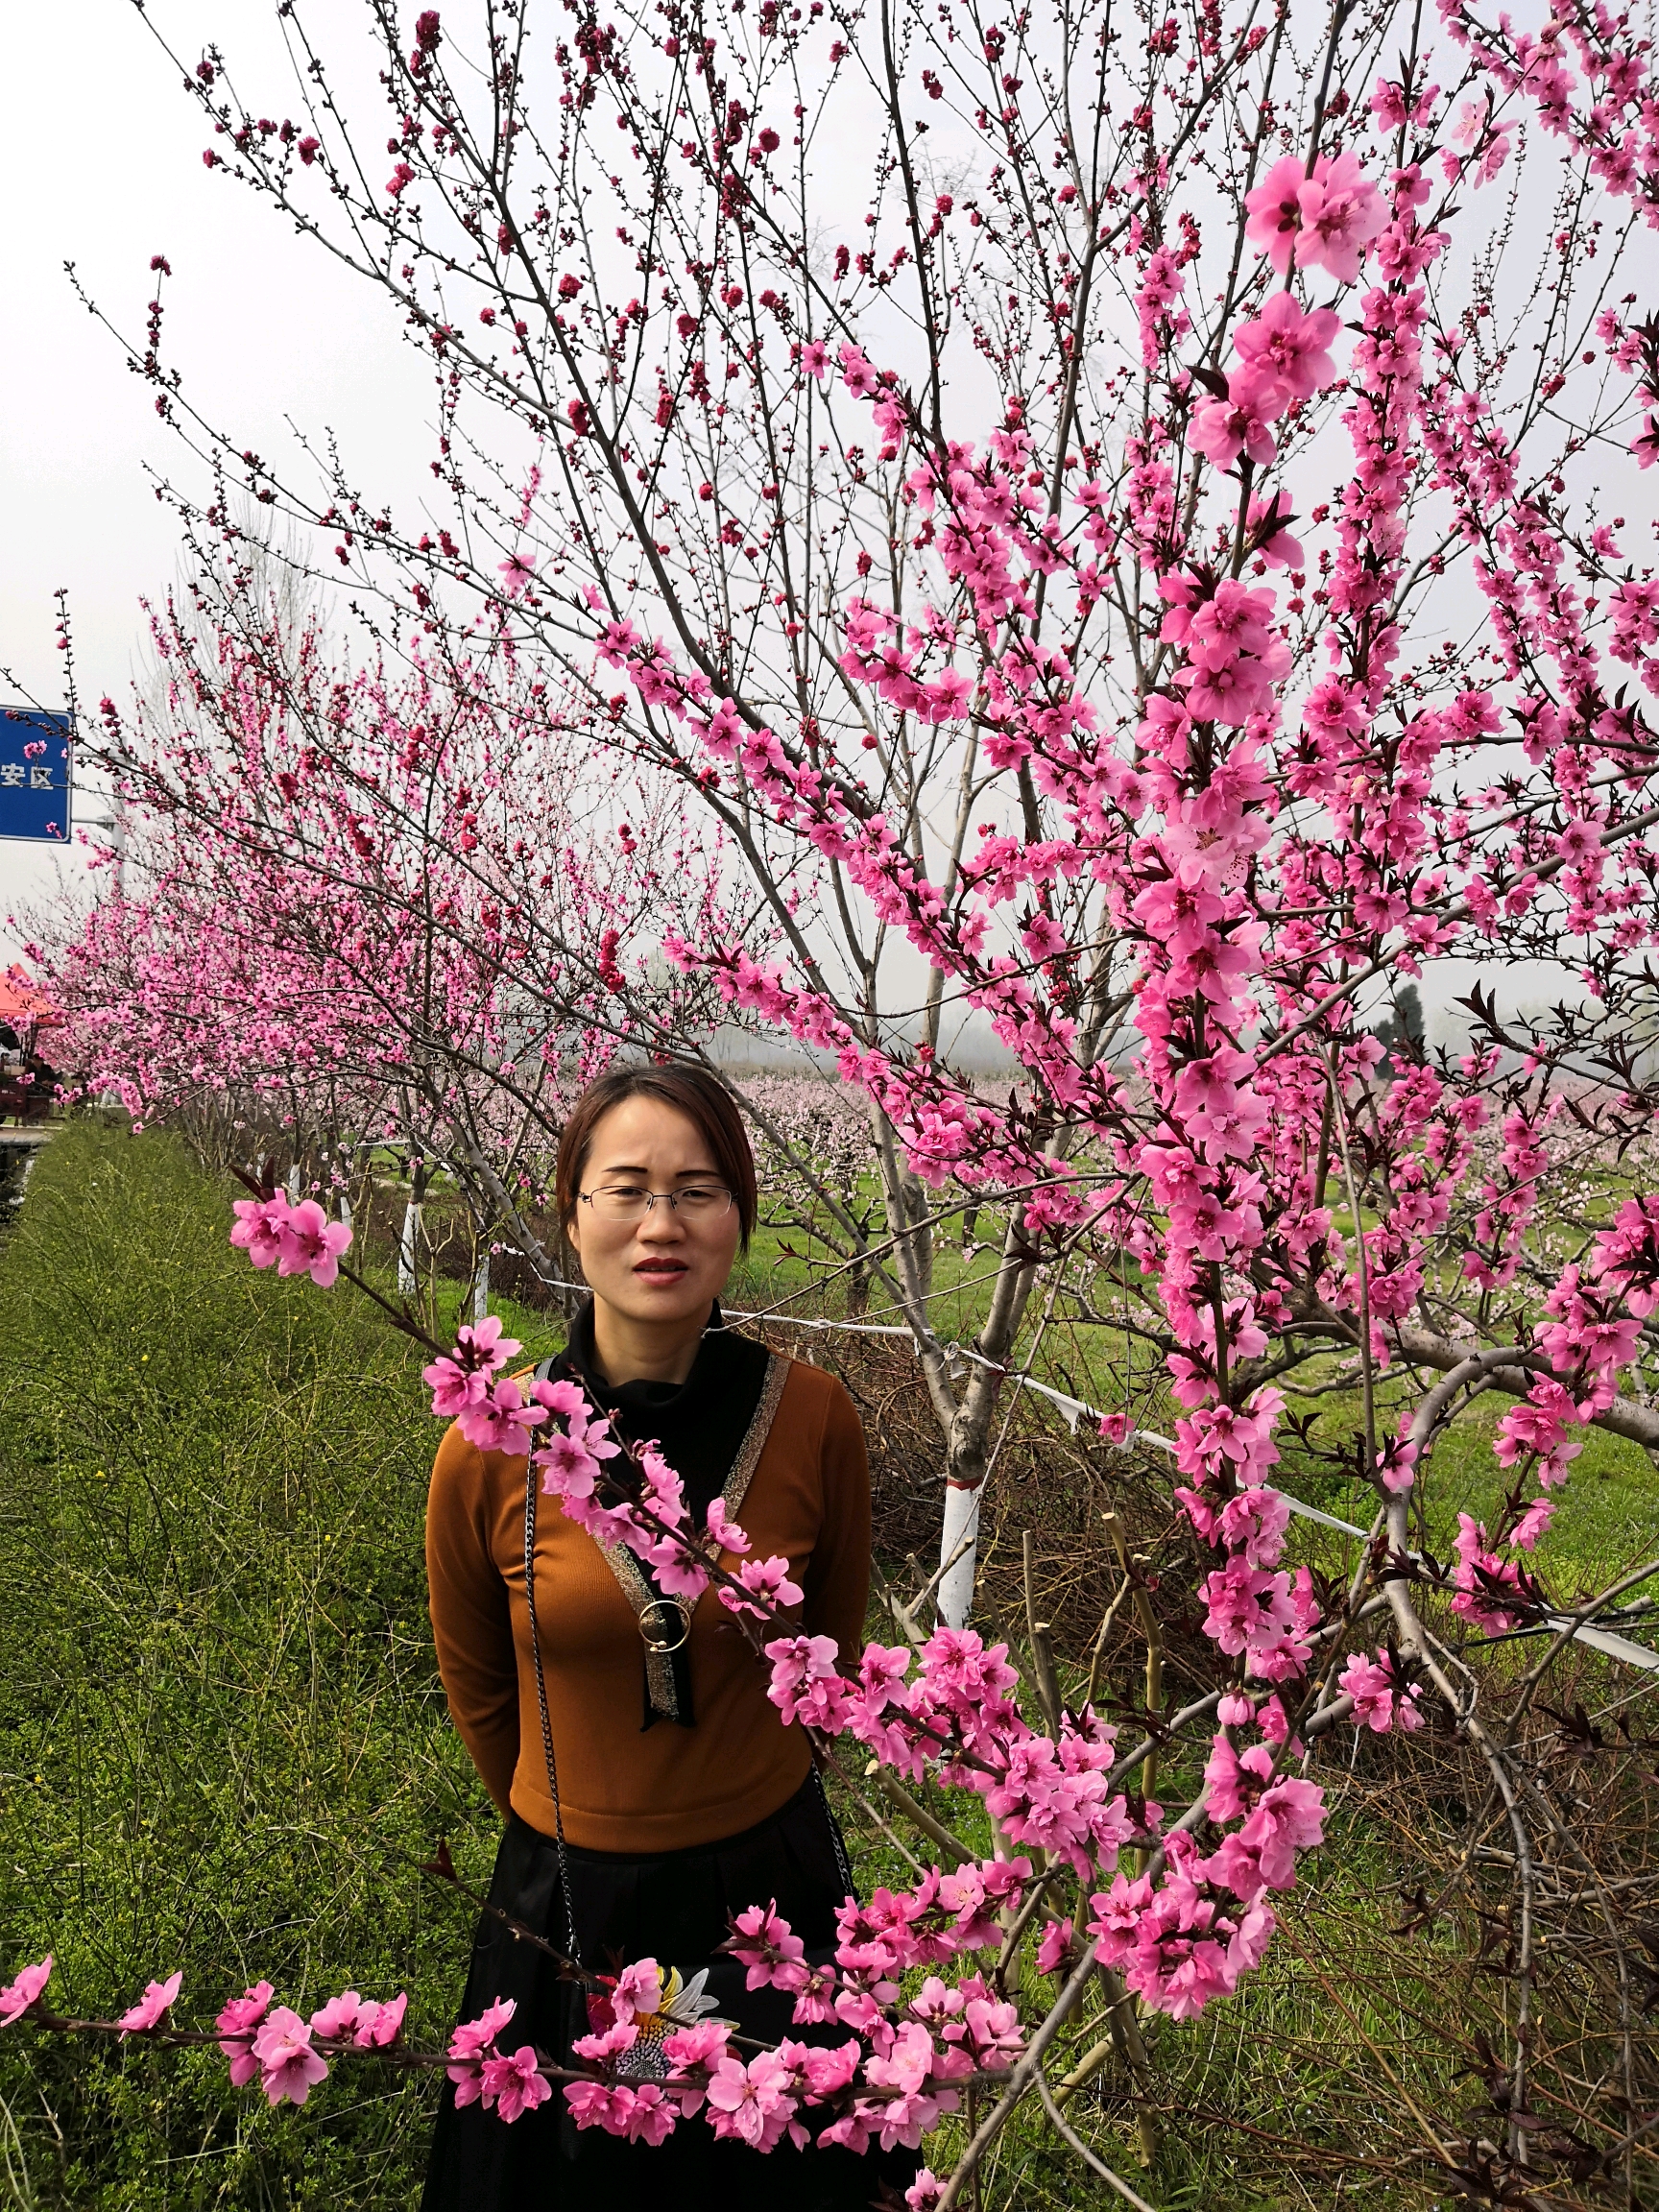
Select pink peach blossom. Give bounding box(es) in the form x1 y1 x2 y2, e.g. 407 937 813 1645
0 1957 52 2028
252 2008 330 2105
118 1971 182 2034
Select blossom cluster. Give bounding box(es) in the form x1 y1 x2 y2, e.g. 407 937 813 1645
1337 1649 1425 1734
0 1958 408 2111
229 1192 353 1288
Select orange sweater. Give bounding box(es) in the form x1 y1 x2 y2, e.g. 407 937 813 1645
425 1357 872 1851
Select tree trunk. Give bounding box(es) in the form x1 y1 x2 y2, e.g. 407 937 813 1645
397 1153 426 1297
937 1477 983 1629
931 1210 1044 1628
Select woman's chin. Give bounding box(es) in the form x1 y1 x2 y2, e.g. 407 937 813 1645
610 1273 709 1321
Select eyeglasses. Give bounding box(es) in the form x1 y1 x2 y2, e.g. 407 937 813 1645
579 1182 734 1223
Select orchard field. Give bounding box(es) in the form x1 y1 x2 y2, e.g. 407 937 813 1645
1 1120 1657 2207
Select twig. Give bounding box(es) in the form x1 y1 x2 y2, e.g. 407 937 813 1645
899 1512 981 1636
870 1554 928 1653
1055 1963 1160 2166
860 1759 970 1867
933 1939 1100 2211
1035 2063 1162 2211
1083 1571 1136 1714
1022 1528 1063 1736
1103 1513 1164 1830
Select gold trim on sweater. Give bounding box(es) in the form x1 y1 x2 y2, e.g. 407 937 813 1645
595 1351 791 1721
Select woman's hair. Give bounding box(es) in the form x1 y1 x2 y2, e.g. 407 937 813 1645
555 1064 758 1249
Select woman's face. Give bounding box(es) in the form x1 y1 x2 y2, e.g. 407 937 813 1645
565 1095 742 1331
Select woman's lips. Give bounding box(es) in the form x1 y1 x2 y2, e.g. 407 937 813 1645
635 1259 687 1277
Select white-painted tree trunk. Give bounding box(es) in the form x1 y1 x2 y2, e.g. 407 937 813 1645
397 1154 425 1297
936 1480 983 1629
926 1209 1051 1629
397 1200 421 1296
472 1248 490 1326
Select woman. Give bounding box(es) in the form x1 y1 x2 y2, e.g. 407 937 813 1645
422 1064 917 2208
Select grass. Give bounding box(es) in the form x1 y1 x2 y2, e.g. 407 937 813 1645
1266 1373 1659 1608
0 1119 492 2208
0 1120 1653 2207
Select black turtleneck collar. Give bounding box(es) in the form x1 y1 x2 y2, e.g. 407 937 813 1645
551 1299 771 1524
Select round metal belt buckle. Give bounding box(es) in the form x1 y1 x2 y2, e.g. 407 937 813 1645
638 1596 693 1653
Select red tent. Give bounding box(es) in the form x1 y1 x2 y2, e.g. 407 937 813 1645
0 968 61 1036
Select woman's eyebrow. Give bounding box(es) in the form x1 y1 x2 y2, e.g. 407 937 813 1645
590 1163 717 1178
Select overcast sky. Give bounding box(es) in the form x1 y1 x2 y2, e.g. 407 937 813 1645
0 3 1633 1046
0 3 439 957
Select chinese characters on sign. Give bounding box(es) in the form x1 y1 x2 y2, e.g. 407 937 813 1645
0 710 72 842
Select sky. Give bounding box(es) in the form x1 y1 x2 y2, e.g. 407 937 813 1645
0 3 1636 1046
0 2 437 958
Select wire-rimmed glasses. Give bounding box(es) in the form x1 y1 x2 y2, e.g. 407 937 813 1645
578 1182 734 1223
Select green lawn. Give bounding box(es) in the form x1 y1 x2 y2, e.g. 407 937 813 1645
0 1121 1652 2208
0 1121 492 2207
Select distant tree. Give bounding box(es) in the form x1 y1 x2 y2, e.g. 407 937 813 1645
1373 982 1426 1056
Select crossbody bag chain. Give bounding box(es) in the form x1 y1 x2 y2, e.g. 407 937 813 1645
523 1462 582 1966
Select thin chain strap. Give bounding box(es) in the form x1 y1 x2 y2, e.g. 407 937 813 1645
523 1462 581 1964
811 1762 858 1905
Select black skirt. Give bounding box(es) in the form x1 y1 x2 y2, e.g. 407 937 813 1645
421 1770 924 2209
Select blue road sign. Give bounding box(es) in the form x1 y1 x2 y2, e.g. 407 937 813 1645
0 709 73 843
